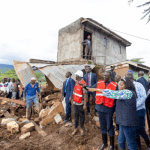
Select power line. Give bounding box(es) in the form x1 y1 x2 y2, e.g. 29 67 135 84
108 28 150 42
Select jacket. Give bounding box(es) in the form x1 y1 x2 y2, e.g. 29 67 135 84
95 81 117 108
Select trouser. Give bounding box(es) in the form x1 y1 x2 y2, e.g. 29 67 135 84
84 45 91 59
12 92 17 99
136 109 149 139
73 104 85 129
7 92 12 99
26 95 40 114
87 91 96 112
118 125 138 150
65 97 71 115
98 111 114 136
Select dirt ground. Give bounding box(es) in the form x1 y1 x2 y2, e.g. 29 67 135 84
0 95 148 150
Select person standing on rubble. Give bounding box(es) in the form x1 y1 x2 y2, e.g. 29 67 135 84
23 77 40 120
61 72 75 123
71 70 87 136
87 71 117 150
82 35 91 59
83 67 97 115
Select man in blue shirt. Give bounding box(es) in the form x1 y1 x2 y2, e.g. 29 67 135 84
23 77 40 120
126 72 150 150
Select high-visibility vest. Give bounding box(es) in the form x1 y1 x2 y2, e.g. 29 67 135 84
73 80 88 103
95 81 117 108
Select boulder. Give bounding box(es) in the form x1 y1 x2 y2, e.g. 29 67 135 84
21 122 35 134
7 121 19 134
40 102 64 126
19 132 30 140
1 118 16 125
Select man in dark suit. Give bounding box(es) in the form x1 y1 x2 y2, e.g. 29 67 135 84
137 71 149 94
61 72 75 123
110 65 116 82
81 64 89 76
83 67 97 115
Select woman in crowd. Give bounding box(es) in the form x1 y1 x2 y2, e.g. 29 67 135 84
88 78 139 150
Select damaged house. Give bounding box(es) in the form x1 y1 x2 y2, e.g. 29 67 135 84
57 17 131 65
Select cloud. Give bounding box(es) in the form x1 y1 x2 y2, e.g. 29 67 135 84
0 0 149 66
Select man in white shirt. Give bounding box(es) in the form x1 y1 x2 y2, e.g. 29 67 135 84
0 79 9 97
7 78 13 99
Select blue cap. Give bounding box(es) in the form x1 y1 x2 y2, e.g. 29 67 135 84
128 70 133 74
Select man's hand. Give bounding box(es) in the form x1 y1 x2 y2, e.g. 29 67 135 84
60 96 64 101
79 83 87 88
83 104 86 111
87 87 95 92
69 97 72 102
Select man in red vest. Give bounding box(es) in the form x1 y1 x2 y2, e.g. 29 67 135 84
71 70 87 136
88 71 117 150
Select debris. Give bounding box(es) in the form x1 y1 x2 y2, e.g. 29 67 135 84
40 102 64 126
34 117 40 123
96 121 100 128
19 132 30 140
93 116 99 122
7 121 19 134
21 122 35 134
31 121 48 137
1 118 16 125
19 119 30 128
1 101 7 105
19 118 28 122
62 98 66 114
65 122 72 127
4 111 18 120
54 114 63 124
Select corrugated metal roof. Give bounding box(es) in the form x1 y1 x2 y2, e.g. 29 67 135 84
38 65 95 89
13 61 95 89
29 63 53 68
13 60 37 87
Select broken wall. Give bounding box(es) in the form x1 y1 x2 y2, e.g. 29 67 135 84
57 18 84 62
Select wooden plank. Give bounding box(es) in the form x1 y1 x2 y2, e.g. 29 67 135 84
0 97 26 106
31 121 48 137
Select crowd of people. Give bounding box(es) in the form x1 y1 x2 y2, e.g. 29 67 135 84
1 64 150 150
61 64 150 150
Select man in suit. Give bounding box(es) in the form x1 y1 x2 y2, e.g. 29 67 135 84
83 67 97 115
110 66 116 82
137 71 149 94
61 72 75 123
81 64 89 76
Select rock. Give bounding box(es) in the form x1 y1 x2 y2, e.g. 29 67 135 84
40 102 65 126
34 117 40 123
1 118 16 125
1 101 7 105
64 122 72 127
93 116 99 122
21 122 35 134
19 119 30 128
19 118 28 122
54 114 63 124
7 121 19 134
19 132 30 140
96 121 100 128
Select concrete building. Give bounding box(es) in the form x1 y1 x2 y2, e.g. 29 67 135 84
57 17 131 66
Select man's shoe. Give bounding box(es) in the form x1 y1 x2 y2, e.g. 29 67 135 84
144 138 150 149
80 129 84 136
71 128 78 136
98 134 108 150
108 136 114 150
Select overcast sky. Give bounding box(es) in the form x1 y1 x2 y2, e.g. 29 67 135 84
0 0 149 65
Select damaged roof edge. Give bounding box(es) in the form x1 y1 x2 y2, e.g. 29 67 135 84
82 18 131 46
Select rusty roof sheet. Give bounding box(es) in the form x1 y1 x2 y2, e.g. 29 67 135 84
38 65 95 89
29 63 53 68
13 60 37 87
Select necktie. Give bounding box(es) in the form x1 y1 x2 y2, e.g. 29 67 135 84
88 73 91 87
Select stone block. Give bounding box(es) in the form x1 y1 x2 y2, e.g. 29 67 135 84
19 132 30 140
54 114 63 124
7 121 19 134
1 118 16 125
21 122 35 134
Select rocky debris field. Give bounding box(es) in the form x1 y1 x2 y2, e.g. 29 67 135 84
0 91 148 150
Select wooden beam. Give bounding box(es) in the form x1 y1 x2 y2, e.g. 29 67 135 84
0 97 26 106
29 59 55 64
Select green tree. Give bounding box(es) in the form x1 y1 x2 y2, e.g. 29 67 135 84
3 69 19 80
130 58 145 64
35 72 45 81
128 0 150 23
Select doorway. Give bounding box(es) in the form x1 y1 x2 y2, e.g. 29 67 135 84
83 30 92 60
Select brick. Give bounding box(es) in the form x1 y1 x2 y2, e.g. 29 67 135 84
40 102 64 126
21 122 35 134
96 121 100 128
7 121 19 134
54 114 63 124
19 119 30 128
19 132 30 140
